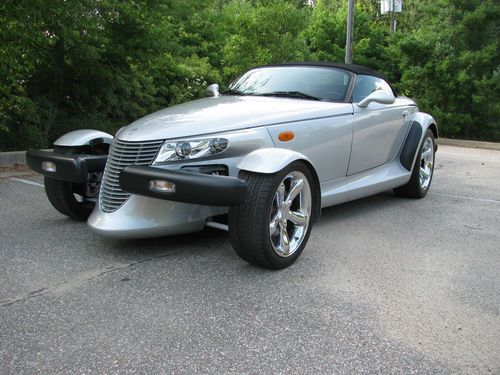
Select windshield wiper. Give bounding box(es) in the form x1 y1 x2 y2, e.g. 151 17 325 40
258 91 324 101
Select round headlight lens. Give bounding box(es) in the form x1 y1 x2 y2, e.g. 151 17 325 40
210 138 229 153
175 142 192 158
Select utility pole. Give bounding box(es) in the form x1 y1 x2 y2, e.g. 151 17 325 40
345 0 355 64
390 3 397 32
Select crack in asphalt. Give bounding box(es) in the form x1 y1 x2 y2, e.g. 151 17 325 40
0 250 184 308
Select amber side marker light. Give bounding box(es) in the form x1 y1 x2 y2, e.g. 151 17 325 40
278 131 295 142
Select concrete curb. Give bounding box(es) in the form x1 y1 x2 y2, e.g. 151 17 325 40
438 138 500 151
0 151 26 167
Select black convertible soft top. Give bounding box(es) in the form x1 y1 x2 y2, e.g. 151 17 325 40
262 61 389 80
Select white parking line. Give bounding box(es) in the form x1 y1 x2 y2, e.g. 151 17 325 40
431 192 500 204
10 178 44 188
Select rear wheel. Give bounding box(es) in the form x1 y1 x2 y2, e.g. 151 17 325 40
44 174 100 221
394 129 435 198
229 161 315 269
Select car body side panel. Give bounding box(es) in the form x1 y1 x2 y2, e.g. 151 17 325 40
320 109 436 208
264 106 353 182
348 97 417 175
320 159 412 207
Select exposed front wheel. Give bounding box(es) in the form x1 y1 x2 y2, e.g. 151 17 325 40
229 162 315 269
44 176 99 221
394 129 435 198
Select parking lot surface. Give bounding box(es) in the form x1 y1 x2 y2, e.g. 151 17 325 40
1 145 499 374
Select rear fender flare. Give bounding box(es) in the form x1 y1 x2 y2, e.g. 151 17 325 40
237 148 321 222
400 112 438 172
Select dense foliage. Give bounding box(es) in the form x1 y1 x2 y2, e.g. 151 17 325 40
1 0 498 150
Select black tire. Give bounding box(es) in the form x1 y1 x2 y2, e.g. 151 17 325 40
44 177 93 221
229 161 315 269
394 129 435 198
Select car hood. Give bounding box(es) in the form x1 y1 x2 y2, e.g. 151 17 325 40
116 95 353 142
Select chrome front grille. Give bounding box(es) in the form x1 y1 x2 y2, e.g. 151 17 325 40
100 138 164 213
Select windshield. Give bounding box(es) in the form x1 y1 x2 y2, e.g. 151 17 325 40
227 66 352 102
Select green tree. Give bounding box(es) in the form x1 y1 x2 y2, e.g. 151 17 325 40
220 0 309 80
395 0 500 140
1 0 498 150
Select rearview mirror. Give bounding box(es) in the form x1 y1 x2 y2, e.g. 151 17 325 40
357 90 395 108
206 84 220 97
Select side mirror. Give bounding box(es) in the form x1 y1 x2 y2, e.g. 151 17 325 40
206 83 220 97
357 90 395 108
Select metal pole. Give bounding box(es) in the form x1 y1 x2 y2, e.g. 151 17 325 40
390 0 397 32
390 1 396 32
345 0 355 64
391 18 397 32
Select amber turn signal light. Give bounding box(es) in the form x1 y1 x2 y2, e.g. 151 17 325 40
278 131 295 142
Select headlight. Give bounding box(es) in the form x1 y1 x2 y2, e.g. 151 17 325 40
154 138 229 163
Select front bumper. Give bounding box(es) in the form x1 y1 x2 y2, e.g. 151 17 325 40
88 164 244 239
26 149 106 183
119 165 248 207
87 193 223 239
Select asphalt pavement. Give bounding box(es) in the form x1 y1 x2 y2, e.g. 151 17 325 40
0 145 499 374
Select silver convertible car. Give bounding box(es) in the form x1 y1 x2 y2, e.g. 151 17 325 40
27 62 437 269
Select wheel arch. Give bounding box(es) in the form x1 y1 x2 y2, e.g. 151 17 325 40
428 123 438 139
237 148 321 222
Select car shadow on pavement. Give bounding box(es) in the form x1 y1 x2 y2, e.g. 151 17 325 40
93 191 405 263
100 226 230 260
34 189 411 268
317 191 401 225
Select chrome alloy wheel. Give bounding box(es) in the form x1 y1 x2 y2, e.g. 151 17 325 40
269 171 312 257
419 137 434 190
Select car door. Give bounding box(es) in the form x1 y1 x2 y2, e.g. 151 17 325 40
347 75 411 176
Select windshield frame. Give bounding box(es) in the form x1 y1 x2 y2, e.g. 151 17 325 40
226 66 356 104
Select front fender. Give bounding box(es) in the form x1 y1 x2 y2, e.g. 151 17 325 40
237 148 314 174
53 129 113 147
237 148 321 222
